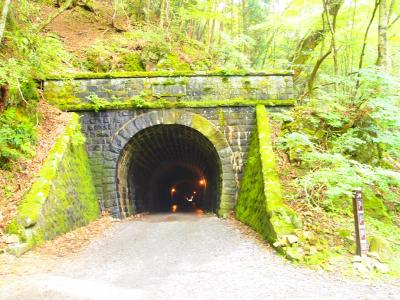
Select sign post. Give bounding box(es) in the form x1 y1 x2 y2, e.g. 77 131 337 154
353 188 367 256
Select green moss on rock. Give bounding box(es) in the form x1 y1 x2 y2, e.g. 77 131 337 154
7 114 100 248
369 235 393 260
236 105 299 250
51 98 295 112
44 79 81 105
45 69 293 80
236 131 275 241
122 52 145 71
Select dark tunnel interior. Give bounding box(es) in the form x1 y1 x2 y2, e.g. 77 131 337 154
122 124 222 214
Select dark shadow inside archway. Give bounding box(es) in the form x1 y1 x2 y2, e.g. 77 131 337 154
119 124 222 214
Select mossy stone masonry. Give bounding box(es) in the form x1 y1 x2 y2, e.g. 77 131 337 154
7 114 100 247
32 71 299 252
236 105 299 249
43 70 295 111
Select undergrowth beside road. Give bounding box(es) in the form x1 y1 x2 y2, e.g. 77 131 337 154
273 70 400 277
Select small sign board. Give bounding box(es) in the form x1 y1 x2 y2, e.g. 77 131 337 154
353 188 368 256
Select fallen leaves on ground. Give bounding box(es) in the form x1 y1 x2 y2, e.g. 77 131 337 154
0 215 115 280
36 215 115 257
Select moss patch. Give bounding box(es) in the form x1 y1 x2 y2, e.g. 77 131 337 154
236 105 299 252
45 69 293 80
49 98 295 112
122 52 145 71
156 54 191 71
236 128 276 242
7 114 100 248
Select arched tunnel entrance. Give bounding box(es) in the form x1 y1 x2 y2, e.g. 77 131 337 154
117 124 222 215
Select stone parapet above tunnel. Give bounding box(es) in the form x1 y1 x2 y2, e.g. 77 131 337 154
42 70 295 111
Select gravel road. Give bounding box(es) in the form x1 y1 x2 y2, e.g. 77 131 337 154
0 213 399 300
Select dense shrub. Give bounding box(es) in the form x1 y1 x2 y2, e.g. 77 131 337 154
0 108 36 169
277 68 400 220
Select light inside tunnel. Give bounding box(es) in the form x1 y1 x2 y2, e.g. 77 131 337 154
117 124 222 214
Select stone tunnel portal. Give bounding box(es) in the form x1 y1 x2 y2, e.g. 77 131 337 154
117 124 222 215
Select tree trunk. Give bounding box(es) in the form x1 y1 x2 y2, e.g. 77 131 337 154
0 83 9 113
242 0 246 35
291 29 326 81
358 0 379 71
322 0 343 77
377 0 388 69
164 0 170 28
160 0 165 28
0 0 11 43
307 50 332 96
230 0 234 38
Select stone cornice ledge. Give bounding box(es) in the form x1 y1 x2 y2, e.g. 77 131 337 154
58 99 296 112
44 70 294 80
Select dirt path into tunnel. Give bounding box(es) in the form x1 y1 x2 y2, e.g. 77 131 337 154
0 214 399 300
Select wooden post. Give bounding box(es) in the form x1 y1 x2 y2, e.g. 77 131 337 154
353 188 368 256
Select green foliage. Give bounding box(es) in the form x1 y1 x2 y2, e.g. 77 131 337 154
122 52 145 71
157 54 191 71
86 94 109 112
277 69 400 270
214 34 252 69
129 96 146 108
82 34 146 72
0 0 72 107
279 70 400 215
0 108 36 169
80 28 213 72
277 132 315 161
295 151 400 215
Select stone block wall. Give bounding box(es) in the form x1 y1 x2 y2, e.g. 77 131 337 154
79 107 258 216
7 114 100 246
43 72 294 106
235 105 301 256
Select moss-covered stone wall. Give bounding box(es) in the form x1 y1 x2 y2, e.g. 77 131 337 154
236 105 299 248
7 114 100 247
43 71 294 111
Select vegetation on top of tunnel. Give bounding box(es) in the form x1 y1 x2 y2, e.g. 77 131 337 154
7 113 99 247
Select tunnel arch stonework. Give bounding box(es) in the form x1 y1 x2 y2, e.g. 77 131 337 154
112 111 235 217
79 107 257 218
